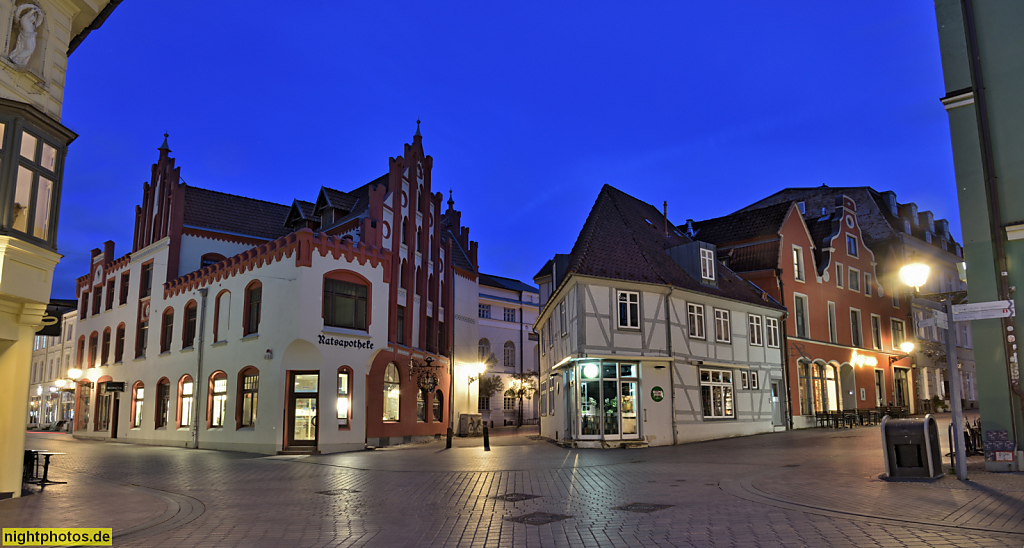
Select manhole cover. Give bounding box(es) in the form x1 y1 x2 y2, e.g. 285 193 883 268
317 489 361 495
505 512 572 525
614 503 673 513
493 493 540 502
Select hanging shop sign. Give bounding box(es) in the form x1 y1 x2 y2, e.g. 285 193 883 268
317 334 374 350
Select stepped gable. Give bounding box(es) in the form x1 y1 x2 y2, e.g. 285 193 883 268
566 184 783 309
183 185 292 240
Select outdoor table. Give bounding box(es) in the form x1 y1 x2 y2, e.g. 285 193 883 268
24 451 66 488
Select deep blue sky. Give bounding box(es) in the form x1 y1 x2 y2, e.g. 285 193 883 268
54 2 956 299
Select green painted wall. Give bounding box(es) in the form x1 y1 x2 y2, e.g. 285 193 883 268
935 0 1024 469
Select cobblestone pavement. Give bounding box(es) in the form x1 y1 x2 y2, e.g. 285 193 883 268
2 412 1023 547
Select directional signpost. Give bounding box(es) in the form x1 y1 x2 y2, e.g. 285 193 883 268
952 299 1015 322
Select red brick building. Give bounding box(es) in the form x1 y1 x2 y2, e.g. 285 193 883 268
693 195 914 428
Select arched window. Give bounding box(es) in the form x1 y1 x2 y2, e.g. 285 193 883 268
214 290 231 342
323 270 370 330
200 253 225 269
478 338 491 362
503 341 515 368
76 335 85 367
88 332 98 367
114 323 126 363
400 260 408 289
101 327 111 364
178 375 194 428
401 218 408 245
415 266 423 295
417 389 427 422
383 363 400 422
182 300 198 348
155 377 170 429
243 281 262 336
131 381 144 428
76 380 92 431
208 371 228 428
416 227 422 252
160 307 174 353
433 390 443 422
236 366 259 429
337 367 352 428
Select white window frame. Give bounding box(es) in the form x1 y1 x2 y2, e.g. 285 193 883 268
846 234 858 257
617 290 640 330
871 314 882 350
748 314 763 346
687 303 706 339
766 317 780 348
849 267 861 293
793 293 809 339
891 318 907 351
750 371 759 390
740 371 749 389
792 245 805 282
864 273 872 296
850 308 863 348
559 301 567 336
835 263 844 288
699 368 735 419
478 304 491 319
827 301 837 344
714 308 731 343
699 248 715 281
503 307 516 322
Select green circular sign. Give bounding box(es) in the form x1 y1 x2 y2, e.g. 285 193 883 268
650 386 665 402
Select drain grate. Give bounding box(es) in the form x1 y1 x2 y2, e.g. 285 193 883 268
505 512 572 525
493 493 541 502
317 488 361 495
614 503 673 513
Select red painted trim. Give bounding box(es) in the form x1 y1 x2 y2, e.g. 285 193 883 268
235 365 259 430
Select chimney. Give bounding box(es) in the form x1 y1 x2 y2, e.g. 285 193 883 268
663 201 669 236
685 219 695 237
103 240 115 264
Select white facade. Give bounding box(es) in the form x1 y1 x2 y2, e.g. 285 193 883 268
536 275 785 448
475 274 540 427
26 309 76 428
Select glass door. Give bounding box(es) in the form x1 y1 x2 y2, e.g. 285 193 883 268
894 368 909 407
576 361 641 440
287 372 319 449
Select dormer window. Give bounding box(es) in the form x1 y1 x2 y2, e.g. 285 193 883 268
699 248 715 281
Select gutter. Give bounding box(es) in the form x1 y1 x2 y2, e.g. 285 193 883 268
68 0 123 56
193 287 208 448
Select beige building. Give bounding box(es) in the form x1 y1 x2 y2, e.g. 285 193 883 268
0 0 118 499
26 306 75 429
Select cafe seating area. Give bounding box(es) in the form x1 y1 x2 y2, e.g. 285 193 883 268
814 406 910 428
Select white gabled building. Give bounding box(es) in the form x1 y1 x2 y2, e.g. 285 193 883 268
534 185 787 448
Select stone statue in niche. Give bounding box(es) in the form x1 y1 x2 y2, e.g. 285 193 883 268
9 4 44 68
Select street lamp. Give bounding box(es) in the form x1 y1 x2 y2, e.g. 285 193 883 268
900 262 968 480
888 341 916 365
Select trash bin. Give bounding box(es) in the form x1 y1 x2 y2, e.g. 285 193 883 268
881 415 942 478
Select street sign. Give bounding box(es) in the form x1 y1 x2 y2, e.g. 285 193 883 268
952 299 1015 321
918 316 948 330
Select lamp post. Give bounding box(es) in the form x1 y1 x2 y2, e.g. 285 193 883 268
888 341 916 366
900 262 968 480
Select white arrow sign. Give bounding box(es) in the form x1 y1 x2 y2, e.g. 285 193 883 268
953 299 1015 321
918 315 948 330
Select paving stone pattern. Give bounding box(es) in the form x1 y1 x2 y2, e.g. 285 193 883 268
1 413 1023 547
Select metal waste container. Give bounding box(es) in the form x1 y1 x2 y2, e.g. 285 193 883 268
881 415 942 478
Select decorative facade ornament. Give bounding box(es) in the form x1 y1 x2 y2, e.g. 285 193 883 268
9 3 43 68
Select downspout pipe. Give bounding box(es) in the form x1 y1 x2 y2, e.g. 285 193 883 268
776 268 793 430
193 287 208 449
666 287 678 445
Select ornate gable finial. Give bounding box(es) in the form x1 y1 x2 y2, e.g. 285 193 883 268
447 189 454 210
158 132 171 153
415 119 421 137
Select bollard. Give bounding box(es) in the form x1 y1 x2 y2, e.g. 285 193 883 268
483 426 490 451
446 427 453 449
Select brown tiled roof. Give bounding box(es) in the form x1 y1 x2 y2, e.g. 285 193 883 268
480 273 538 293
692 201 792 245
722 241 780 273
564 185 784 310
183 185 292 240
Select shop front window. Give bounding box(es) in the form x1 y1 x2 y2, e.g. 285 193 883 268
577 360 641 439
383 363 400 421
